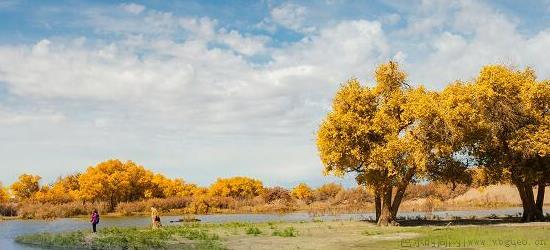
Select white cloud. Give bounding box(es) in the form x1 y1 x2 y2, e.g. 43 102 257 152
1 1 550 186
0 108 65 125
121 3 145 15
269 3 315 33
179 17 217 40
217 29 269 56
404 1 550 88
380 13 401 25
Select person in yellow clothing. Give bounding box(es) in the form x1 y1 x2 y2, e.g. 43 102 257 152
151 207 162 229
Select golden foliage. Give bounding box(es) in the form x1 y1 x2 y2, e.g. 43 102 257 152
208 176 264 199
0 182 9 203
151 174 198 198
10 174 41 200
291 183 313 202
316 61 447 187
33 174 80 204
76 159 198 209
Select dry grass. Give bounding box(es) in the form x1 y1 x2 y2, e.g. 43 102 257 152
16 201 110 219
446 185 550 208
7 184 550 219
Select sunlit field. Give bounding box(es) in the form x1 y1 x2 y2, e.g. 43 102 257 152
15 220 550 250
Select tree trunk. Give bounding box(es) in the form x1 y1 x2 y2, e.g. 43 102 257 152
377 187 394 226
375 189 381 222
514 180 544 222
514 179 529 221
391 168 415 219
536 182 545 213
525 182 544 221
110 195 116 212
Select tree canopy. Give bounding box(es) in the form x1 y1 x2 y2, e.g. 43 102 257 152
208 176 264 199
10 174 41 200
441 65 550 221
317 61 469 225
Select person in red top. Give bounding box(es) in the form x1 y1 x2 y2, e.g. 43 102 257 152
90 209 100 233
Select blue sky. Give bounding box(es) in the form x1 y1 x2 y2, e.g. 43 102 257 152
0 0 549 188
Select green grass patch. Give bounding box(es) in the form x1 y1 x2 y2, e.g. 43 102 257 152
272 227 298 237
16 225 223 250
245 226 262 236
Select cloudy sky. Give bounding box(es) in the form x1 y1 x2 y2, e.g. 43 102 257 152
0 0 549 187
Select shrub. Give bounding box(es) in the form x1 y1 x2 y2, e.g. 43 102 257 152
0 202 17 216
116 196 193 215
245 226 262 236
262 187 293 203
272 227 298 237
17 201 109 219
314 183 343 201
187 195 212 214
291 183 314 204
333 186 372 205
405 183 469 201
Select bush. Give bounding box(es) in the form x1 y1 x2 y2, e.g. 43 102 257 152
291 183 314 204
116 196 192 215
0 202 17 216
315 183 343 201
405 183 469 201
17 201 110 219
272 227 298 237
262 187 293 204
245 226 262 236
333 186 372 205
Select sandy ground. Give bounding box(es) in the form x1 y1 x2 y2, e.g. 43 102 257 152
216 221 418 250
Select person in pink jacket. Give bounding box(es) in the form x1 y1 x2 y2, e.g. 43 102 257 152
90 209 100 233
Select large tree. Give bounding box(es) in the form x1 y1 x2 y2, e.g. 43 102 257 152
441 65 549 221
10 174 41 200
317 62 467 226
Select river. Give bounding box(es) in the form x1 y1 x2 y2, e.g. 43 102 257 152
0 207 528 249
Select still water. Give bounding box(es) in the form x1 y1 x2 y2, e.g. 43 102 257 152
0 207 526 249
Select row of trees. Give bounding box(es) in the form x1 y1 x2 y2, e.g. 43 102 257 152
1 159 359 212
3 160 198 210
317 62 549 225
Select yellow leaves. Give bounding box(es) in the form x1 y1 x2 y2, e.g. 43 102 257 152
0 182 10 203
317 61 549 192
32 175 80 204
291 183 313 202
208 176 264 199
10 174 41 200
76 159 198 208
510 119 550 157
374 61 407 95
317 61 444 192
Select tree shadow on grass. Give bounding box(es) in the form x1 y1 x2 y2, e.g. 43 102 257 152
360 217 537 226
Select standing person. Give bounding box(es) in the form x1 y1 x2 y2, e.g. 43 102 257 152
151 207 162 229
90 209 100 233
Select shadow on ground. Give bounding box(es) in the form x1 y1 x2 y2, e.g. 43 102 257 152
359 217 548 226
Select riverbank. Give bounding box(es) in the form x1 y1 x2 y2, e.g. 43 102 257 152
15 219 550 249
4 184 547 220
